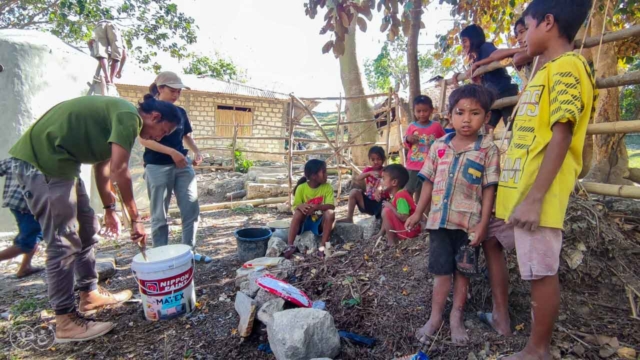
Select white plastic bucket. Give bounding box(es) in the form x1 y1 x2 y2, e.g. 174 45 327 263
131 244 196 321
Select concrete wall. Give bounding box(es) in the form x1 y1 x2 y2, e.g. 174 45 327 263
117 85 287 162
0 30 97 231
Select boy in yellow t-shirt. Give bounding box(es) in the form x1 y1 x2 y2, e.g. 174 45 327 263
490 0 597 359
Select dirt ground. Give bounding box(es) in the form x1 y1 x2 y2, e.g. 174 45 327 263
0 194 639 360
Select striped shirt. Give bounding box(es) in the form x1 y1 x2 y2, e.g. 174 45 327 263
419 133 500 231
0 158 29 213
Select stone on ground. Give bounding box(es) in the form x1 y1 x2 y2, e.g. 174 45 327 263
248 270 270 297
256 298 285 327
330 223 363 244
272 259 294 279
356 217 381 239
95 253 117 281
266 237 287 257
234 292 257 337
276 203 292 214
267 308 341 360
255 288 279 308
295 231 320 254
206 177 246 202
246 182 289 200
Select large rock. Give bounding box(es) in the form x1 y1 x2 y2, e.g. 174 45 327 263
246 182 289 200
95 253 117 281
356 217 381 239
206 177 246 202
268 309 341 360
266 237 288 258
294 231 320 254
234 292 257 337
329 175 352 194
330 223 363 244
255 288 279 308
257 176 288 185
247 166 288 181
256 298 285 327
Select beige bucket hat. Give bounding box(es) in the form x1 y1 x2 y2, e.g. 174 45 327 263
154 71 191 90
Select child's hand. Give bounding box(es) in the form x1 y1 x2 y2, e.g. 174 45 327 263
382 201 393 210
405 213 421 231
468 223 487 247
406 135 419 144
373 188 382 201
297 204 313 215
508 197 543 231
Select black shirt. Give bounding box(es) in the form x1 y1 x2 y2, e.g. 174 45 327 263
476 42 516 95
143 107 192 166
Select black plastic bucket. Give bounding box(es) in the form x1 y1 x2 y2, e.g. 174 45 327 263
234 227 272 262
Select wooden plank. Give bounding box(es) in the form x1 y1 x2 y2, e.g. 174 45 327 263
395 94 406 166
288 95 295 205
385 89 393 158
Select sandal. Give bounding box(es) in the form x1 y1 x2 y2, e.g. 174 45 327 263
455 245 481 277
315 247 325 259
283 245 297 260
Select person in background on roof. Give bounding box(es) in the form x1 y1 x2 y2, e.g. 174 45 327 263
89 20 127 95
457 24 520 131
0 158 43 278
140 72 212 263
8 94 182 342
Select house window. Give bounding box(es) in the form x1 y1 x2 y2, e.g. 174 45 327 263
215 106 253 137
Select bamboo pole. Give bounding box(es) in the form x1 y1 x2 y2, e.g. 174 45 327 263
581 182 640 199
293 142 386 155
231 122 238 171
336 94 343 200
443 25 640 85
439 79 447 113
300 92 390 101
288 95 295 206
496 119 640 139
596 71 640 89
197 135 289 141
140 197 289 218
385 88 393 159
395 94 406 166
291 95 362 174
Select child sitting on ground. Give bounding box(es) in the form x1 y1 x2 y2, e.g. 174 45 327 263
406 84 500 345
375 164 420 247
338 146 389 223
0 158 43 278
491 1 596 358
284 159 335 259
404 95 446 203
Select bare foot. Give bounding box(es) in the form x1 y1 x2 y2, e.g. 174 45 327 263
450 312 469 345
386 239 398 247
415 318 443 344
16 266 44 279
503 347 550 360
336 218 353 223
478 312 512 337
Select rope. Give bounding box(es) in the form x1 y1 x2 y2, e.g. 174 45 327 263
579 0 599 55
594 0 612 71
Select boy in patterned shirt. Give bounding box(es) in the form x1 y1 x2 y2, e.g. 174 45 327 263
0 158 43 278
491 1 597 359
406 84 500 345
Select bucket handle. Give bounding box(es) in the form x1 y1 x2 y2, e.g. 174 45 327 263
131 258 196 296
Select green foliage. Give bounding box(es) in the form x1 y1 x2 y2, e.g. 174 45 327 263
388 155 401 165
233 149 253 173
620 59 640 121
0 0 198 70
183 53 248 82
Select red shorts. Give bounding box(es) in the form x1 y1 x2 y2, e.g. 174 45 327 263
382 208 421 239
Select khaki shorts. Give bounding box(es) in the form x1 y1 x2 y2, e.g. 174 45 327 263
93 21 125 60
488 218 563 281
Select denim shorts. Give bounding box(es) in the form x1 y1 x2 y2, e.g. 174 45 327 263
298 216 324 236
11 209 42 253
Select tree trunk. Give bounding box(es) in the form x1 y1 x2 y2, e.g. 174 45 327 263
407 0 422 110
584 4 630 185
339 22 376 166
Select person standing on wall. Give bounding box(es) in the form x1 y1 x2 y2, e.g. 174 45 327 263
8 95 183 342
140 72 212 263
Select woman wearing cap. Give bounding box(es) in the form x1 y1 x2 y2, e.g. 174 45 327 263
139 71 212 263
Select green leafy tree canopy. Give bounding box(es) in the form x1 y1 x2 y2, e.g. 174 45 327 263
183 53 248 83
0 0 198 70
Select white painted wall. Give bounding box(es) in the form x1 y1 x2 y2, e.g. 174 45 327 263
0 30 97 231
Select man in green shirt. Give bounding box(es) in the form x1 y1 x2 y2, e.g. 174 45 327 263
9 94 182 342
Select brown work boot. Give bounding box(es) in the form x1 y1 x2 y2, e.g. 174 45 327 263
55 312 114 343
79 286 133 315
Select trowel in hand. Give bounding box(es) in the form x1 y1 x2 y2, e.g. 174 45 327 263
112 182 147 261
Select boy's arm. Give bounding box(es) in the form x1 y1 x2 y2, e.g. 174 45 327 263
117 48 127 75
469 185 496 246
509 122 572 231
513 51 534 69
